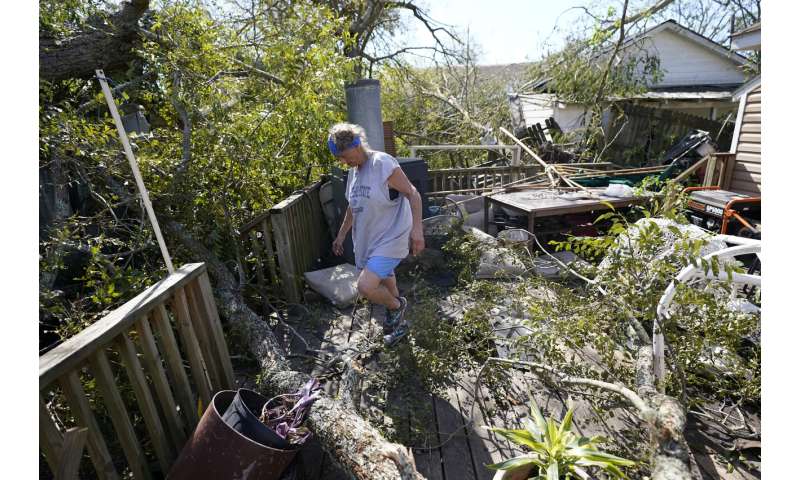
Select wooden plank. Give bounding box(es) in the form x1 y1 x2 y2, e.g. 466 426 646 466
40 263 207 388
702 154 718 187
434 392 477 480
89 349 152 480
60 371 120 480
249 230 269 302
116 332 174 472
271 209 301 303
39 394 63 475
195 272 236 390
151 305 198 427
450 383 496 480
171 288 213 408
182 283 223 390
134 316 186 450
261 219 280 286
55 427 88 480
413 395 445 480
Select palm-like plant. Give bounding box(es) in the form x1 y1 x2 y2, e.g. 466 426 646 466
487 400 635 479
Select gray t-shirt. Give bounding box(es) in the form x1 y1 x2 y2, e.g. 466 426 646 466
345 151 412 269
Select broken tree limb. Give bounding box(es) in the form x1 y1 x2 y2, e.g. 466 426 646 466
165 221 423 480
499 127 597 196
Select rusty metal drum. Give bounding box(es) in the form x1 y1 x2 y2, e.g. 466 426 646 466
168 390 297 480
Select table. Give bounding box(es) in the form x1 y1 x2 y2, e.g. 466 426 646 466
483 187 650 235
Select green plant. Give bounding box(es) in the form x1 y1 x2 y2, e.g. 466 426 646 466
488 400 635 479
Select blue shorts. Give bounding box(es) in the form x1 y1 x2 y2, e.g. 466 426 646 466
364 256 403 279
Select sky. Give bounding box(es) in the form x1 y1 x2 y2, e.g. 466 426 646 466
408 0 592 65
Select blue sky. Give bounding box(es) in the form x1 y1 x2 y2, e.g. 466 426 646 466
409 0 592 65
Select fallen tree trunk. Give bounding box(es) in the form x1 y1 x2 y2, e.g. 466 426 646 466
40 0 150 82
166 221 423 479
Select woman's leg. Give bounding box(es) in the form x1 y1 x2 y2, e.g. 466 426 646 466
357 268 401 310
381 274 400 299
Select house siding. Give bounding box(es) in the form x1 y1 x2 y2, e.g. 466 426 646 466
728 86 761 196
629 28 746 87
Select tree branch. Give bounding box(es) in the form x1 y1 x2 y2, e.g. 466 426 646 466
40 0 151 82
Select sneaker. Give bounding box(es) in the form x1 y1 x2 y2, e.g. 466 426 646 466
384 296 407 331
384 320 410 348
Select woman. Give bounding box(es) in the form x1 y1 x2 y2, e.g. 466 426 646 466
328 123 425 347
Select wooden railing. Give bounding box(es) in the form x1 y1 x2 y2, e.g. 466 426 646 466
428 165 541 197
240 180 330 305
427 163 618 197
39 263 234 479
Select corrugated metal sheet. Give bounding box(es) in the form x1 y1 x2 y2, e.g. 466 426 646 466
729 86 761 195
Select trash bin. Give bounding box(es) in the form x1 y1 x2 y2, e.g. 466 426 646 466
167 390 297 480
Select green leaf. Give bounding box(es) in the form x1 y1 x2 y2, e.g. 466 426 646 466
486 455 542 471
546 461 559 480
559 407 575 435
529 400 548 435
570 448 635 466
491 427 547 451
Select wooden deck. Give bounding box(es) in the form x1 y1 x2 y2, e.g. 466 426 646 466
269 287 643 480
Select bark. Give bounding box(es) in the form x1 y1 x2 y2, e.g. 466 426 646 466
40 0 150 82
635 346 692 480
165 221 423 480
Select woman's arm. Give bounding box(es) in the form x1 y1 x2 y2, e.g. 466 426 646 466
333 206 352 256
387 167 425 255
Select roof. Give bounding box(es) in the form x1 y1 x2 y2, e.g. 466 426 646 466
623 19 748 66
731 22 761 38
524 20 749 94
614 91 734 101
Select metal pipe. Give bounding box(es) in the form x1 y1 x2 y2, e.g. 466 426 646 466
345 79 385 151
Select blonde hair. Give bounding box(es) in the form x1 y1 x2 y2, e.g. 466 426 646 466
328 122 371 153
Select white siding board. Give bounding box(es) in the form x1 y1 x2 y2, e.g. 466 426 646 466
519 94 556 129
744 103 760 114
737 142 760 154
624 28 745 88
738 133 760 143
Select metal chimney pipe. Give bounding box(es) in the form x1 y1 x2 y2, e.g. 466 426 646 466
345 79 385 151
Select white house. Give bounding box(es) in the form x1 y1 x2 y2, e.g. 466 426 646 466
510 20 751 136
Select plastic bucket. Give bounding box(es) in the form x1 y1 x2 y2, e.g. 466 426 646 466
221 389 290 450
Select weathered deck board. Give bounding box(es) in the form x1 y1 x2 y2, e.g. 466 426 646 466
412 395 445 480
435 389 479 480
452 377 504 479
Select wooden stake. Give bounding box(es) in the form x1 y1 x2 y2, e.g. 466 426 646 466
96 69 175 274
